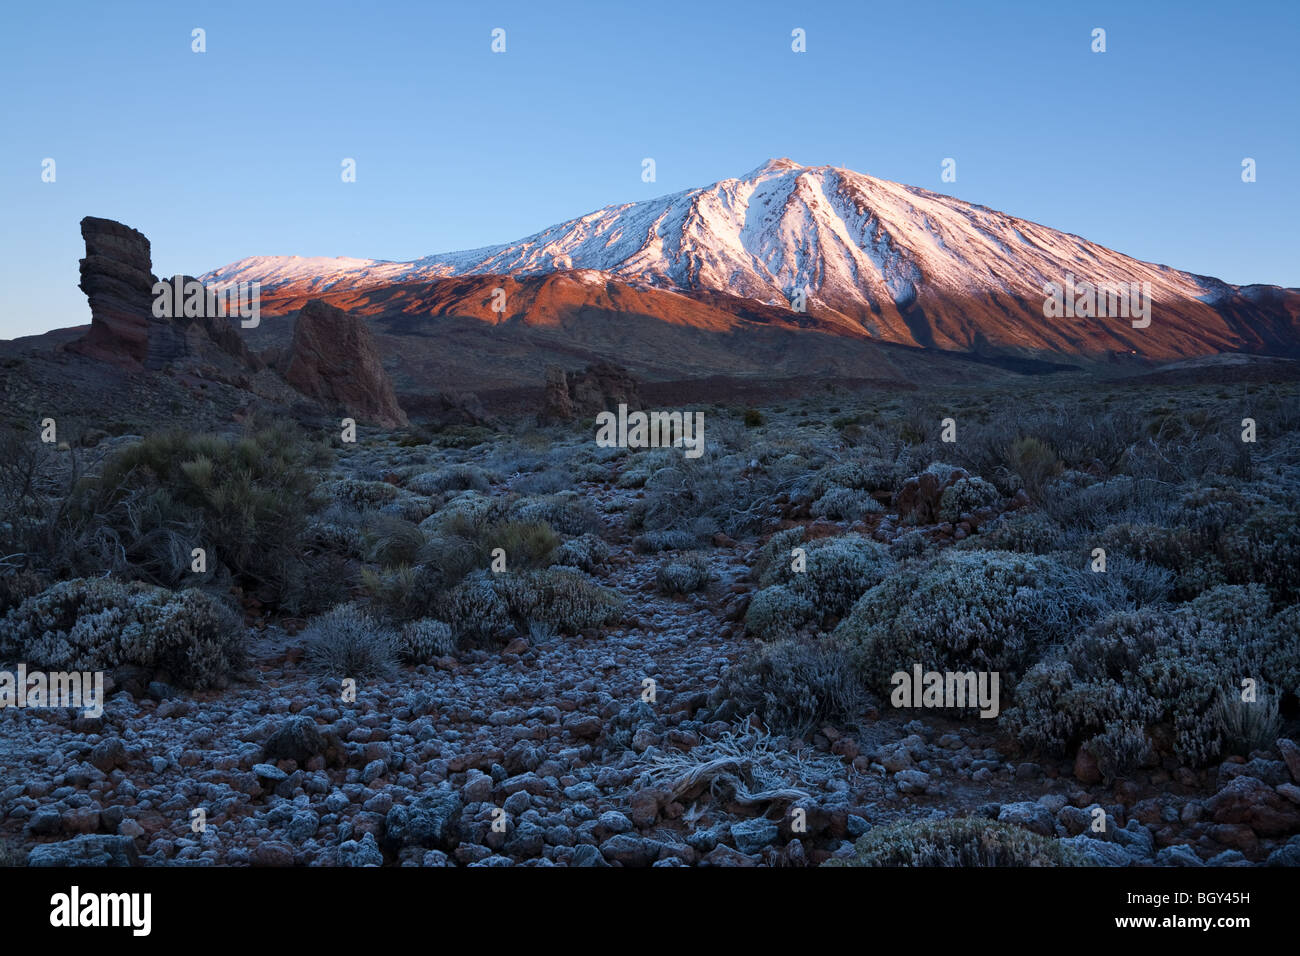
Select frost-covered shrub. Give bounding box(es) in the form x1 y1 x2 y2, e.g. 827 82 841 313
825 817 1083 868
803 459 897 499
760 533 893 619
1086 554 1175 609
655 552 711 595
304 505 367 559
615 450 678 489
398 619 455 663
1040 474 1177 531
553 534 610 573
632 529 697 553
937 476 999 523
378 494 436 524
303 603 397 678
1087 720 1155 781
1218 508 1300 602
744 585 816 642
510 493 600 536
364 513 425 569
922 461 963 486
752 527 808 583
1214 688 1281 757
405 464 490 495
511 468 574 496
628 452 781 539
4 577 246 689
326 478 401 511
890 529 931 560
960 511 1068 555
418 491 506 535
1008 586 1298 769
811 486 885 521
835 550 1102 694
718 635 866 735
495 567 623 633
444 571 511 641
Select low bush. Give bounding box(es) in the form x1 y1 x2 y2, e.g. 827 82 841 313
759 533 894 619
826 817 1084 867
69 426 327 608
303 603 397 678
3 577 246 688
1008 586 1299 769
510 493 600 536
811 486 885 521
442 570 512 641
632 529 698 553
835 549 1103 696
719 636 866 735
495 567 623 634
744 583 817 641
405 464 491 495
553 534 610 573
937 476 1000 523
655 552 711 595
398 619 456 663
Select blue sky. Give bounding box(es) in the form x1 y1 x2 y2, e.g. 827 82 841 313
1 0 1296 339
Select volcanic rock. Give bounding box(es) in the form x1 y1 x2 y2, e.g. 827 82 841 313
70 217 156 367
538 361 642 424
284 299 408 427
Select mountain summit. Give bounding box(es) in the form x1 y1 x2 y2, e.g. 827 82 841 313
204 160 1300 364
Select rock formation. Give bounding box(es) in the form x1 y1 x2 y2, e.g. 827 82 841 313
283 299 408 428
151 274 263 372
70 217 156 367
538 362 642 424
406 390 490 427
70 218 261 373
538 367 575 424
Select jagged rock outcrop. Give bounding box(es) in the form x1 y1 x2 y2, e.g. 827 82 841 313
539 367 575 424
409 390 490 427
538 362 642 424
284 299 408 428
151 274 263 372
70 217 156 367
70 218 262 373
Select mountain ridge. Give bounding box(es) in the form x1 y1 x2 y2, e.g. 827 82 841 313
203 159 1300 364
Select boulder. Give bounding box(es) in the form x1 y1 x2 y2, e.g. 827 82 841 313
28 834 139 867
537 361 642 424
262 715 326 765
1207 775 1300 836
538 366 575 424
284 298 408 427
384 791 463 850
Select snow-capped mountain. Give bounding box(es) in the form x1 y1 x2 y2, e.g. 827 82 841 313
204 159 1299 363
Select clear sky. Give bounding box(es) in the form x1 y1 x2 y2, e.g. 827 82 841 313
1 0 1296 339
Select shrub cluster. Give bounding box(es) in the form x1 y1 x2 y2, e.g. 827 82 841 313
3 577 246 688
826 817 1084 867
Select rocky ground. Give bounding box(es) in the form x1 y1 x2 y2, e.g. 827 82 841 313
4 443 1300 868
